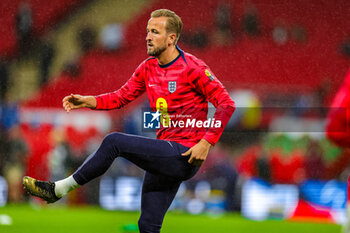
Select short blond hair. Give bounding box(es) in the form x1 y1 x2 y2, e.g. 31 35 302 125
151 9 182 44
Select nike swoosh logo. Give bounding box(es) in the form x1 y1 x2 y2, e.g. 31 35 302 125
148 83 157 87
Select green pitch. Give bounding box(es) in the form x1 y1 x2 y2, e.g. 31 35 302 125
0 204 341 233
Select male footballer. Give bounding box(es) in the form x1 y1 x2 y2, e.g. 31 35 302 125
23 9 235 233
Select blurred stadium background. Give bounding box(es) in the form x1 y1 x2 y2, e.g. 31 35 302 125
0 0 349 232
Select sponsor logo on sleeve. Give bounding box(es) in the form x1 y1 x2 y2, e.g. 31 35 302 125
205 69 214 81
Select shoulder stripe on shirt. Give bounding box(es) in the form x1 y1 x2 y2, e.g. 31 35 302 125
187 68 195 77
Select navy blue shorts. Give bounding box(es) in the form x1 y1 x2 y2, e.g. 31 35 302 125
73 132 199 233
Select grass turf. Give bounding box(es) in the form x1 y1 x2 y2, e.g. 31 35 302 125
0 204 342 233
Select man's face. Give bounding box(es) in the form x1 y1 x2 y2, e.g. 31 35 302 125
146 17 170 57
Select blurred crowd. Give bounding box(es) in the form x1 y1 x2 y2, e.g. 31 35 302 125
236 134 348 183
181 2 308 49
0 104 104 204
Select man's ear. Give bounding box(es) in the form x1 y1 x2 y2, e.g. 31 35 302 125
168 33 177 46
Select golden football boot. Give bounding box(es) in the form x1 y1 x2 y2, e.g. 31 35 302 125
23 176 60 203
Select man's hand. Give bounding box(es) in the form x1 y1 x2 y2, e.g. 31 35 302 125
62 94 97 113
181 139 212 166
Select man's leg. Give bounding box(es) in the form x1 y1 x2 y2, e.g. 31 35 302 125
24 132 198 202
138 172 181 233
72 132 196 185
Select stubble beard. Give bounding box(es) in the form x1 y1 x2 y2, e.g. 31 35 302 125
147 44 167 57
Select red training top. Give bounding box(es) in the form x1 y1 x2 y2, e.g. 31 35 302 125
94 46 235 147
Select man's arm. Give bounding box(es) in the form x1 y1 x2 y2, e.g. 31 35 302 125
62 62 146 112
182 139 212 166
190 67 235 145
182 66 235 166
94 63 146 110
62 94 97 113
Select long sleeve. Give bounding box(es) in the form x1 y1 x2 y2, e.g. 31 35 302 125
94 63 146 110
188 66 235 146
